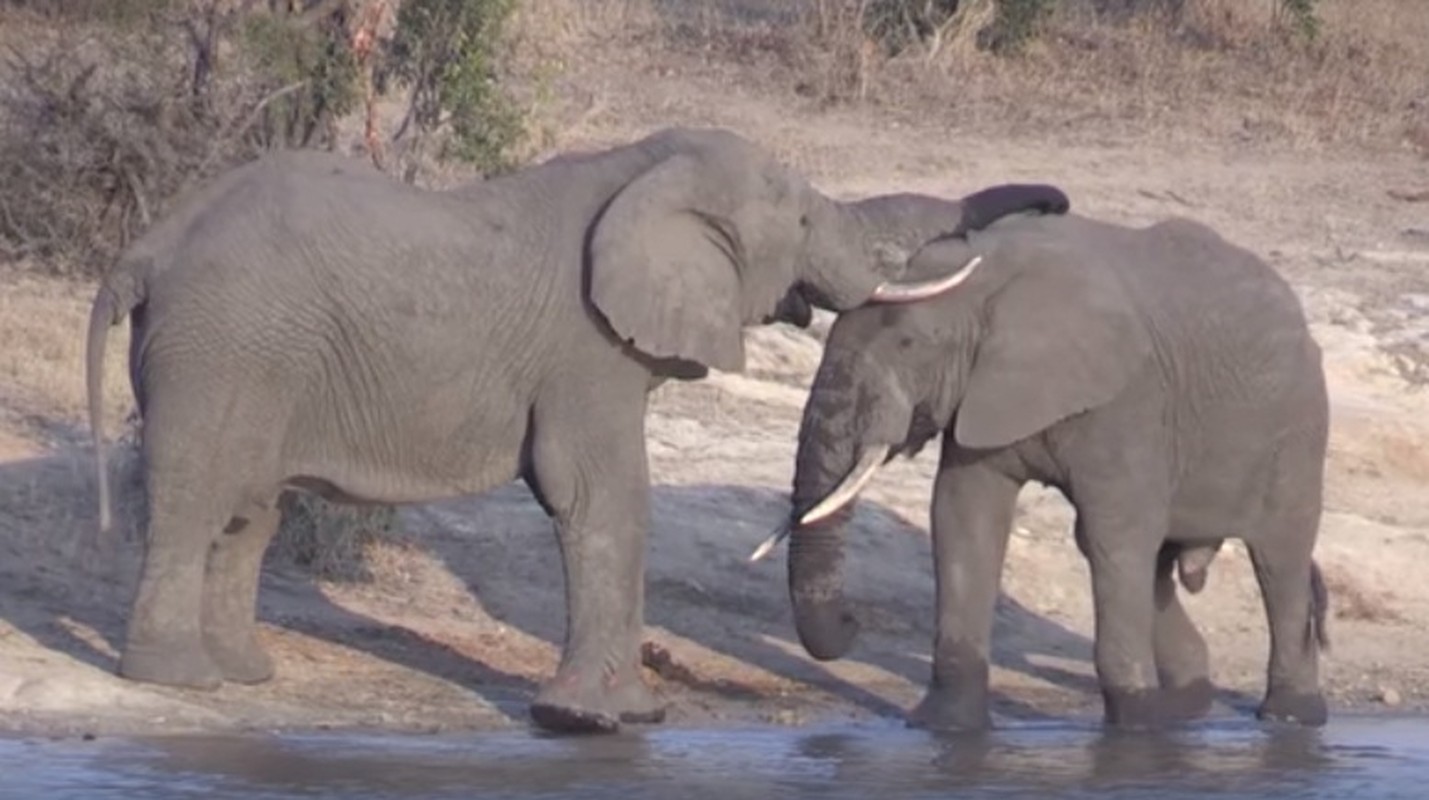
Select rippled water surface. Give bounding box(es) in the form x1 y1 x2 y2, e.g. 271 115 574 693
5 716 1428 799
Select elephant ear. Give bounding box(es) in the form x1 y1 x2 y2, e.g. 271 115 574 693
587 153 746 373
954 266 1151 450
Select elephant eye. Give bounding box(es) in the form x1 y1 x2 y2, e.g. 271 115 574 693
898 336 914 349
798 214 810 228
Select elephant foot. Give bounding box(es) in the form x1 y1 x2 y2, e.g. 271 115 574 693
906 687 991 732
1160 677 1216 721
119 640 223 691
529 668 667 734
204 631 276 685
1102 686 1173 730
1256 689 1328 727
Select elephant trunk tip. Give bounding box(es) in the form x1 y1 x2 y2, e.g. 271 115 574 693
794 604 860 662
787 525 860 661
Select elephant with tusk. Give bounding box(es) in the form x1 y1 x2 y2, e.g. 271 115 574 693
84 125 1069 735
760 207 1331 732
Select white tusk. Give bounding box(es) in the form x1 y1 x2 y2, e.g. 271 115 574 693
748 520 791 563
870 255 982 304
798 446 891 527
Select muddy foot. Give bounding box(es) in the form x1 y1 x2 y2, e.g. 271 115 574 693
1160 678 1216 721
1102 686 1171 730
906 686 991 732
118 641 223 691
529 672 667 734
1257 690 1328 727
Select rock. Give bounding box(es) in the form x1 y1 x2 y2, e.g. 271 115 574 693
1377 686 1402 707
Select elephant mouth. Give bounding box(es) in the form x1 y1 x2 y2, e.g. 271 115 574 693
748 445 892 563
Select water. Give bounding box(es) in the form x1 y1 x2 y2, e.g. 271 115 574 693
4 716 1428 799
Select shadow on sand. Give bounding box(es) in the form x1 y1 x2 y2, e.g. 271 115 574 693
0 436 1258 732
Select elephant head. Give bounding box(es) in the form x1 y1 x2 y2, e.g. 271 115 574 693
778 218 1151 660
583 128 1068 375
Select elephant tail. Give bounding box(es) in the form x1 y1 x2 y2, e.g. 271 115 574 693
86 262 146 537
1308 559 1330 653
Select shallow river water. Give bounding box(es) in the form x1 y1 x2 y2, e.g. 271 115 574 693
5 715 1428 799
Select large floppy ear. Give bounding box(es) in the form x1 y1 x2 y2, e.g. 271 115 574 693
587 153 746 373
954 266 1151 450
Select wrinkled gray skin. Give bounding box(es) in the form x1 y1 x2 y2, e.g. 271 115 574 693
84 126 1066 735
786 210 1331 731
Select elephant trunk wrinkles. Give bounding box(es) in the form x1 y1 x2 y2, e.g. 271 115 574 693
839 195 964 275
788 519 859 660
787 368 865 661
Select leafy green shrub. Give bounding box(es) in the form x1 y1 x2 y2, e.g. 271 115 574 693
238 8 362 150
384 0 523 174
0 0 527 270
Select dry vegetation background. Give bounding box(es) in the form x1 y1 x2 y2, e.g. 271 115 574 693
2 0 1426 271
0 0 1427 732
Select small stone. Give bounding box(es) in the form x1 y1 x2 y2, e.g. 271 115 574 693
1377 686 1402 706
768 708 802 726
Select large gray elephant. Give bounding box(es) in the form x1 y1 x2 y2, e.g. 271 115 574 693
84 125 1070 734
765 208 1331 731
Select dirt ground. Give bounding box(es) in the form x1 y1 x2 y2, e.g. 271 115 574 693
2 10 1428 738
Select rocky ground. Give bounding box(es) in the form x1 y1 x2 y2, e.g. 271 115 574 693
1 3 1427 738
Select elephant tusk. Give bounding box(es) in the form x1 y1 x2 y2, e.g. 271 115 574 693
870 254 982 304
798 446 892 527
747 520 791 563
748 447 892 563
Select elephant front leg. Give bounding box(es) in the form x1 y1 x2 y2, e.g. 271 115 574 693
202 503 282 684
1153 546 1214 721
523 401 665 734
908 450 1020 732
1080 502 1166 729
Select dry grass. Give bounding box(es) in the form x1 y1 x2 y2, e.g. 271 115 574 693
992 0 1429 148
517 0 1428 151
0 266 131 427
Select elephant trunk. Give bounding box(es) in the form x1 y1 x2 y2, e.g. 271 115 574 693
788 518 859 661
786 444 890 660
783 350 902 659
800 196 983 313
813 185 1066 309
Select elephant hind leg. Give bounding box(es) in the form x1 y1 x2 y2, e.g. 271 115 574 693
203 499 283 684
119 473 231 690
1248 434 1329 727
119 385 281 691
1153 546 1214 721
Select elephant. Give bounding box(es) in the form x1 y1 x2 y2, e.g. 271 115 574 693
764 207 1331 731
83 124 1071 734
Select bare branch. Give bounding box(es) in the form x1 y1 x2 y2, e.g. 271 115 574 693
195 80 308 174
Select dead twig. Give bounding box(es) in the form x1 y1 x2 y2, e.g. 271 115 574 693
1387 188 1429 203
193 80 308 176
